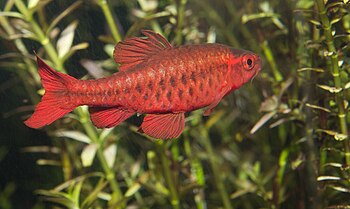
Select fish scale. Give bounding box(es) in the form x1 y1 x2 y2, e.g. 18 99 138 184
112 45 230 113
25 30 261 139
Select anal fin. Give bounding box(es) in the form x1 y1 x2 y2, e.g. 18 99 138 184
139 113 185 139
89 107 134 128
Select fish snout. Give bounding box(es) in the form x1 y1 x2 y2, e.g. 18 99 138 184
251 54 262 81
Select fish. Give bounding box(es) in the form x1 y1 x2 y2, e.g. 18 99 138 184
24 30 262 139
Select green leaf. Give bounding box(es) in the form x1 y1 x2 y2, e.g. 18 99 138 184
28 0 52 15
71 42 89 51
36 190 76 209
329 185 350 193
322 50 336 57
230 185 257 199
0 11 24 19
61 42 89 62
317 176 341 181
36 159 61 166
130 161 141 178
138 0 158 12
305 103 331 112
53 130 91 143
344 82 350 89
242 12 280 24
57 20 79 58
316 129 348 141
125 182 141 197
323 162 343 168
54 173 103 192
104 44 115 58
28 0 40 9
71 181 83 207
81 144 97 167
103 144 117 168
317 84 342 93
297 67 324 73
250 111 277 134
296 0 314 8
330 16 343 25
7 32 38 41
309 19 321 26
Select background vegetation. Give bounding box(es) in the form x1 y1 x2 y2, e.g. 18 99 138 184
0 0 349 208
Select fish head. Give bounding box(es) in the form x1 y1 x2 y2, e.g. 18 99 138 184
228 49 262 90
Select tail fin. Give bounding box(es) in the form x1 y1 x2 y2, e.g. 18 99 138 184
24 55 77 128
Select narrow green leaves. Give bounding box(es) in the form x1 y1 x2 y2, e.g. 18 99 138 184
57 20 78 58
103 144 117 168
0 11 24 19
317 84 343 93
317 129 348 141
81 144 98 167
28 0 40 9
53 130 91 144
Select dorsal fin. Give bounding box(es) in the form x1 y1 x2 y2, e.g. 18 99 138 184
113 30 172 71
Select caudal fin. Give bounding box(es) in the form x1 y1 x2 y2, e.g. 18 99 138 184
24 55 77 128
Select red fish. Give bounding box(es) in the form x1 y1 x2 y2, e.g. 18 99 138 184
24 30 261 139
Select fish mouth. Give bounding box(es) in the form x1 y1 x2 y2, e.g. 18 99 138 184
251 56 262 82
251 69 259 82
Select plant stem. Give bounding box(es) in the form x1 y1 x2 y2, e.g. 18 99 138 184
315 0 349 164
175 0 187 45
199 127 233 209
156 141 180 209
260 40 283 82
97 0 122 43
77 108 124 208
184 136 206 209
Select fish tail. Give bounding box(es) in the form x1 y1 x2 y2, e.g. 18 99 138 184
24 54 77 128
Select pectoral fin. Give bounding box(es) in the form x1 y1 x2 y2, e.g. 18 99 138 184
89 107 134 128
203 101 219 116
139 113 185 139
203 83 231 116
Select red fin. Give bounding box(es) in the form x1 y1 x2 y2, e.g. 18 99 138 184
24 55 77 128
114 30 172 71
89 107 134 128
203 100 220 116
203 82 231 116
139 113 185 139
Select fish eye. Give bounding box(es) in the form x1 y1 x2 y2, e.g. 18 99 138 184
242 54 255 70
247 59 252 66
